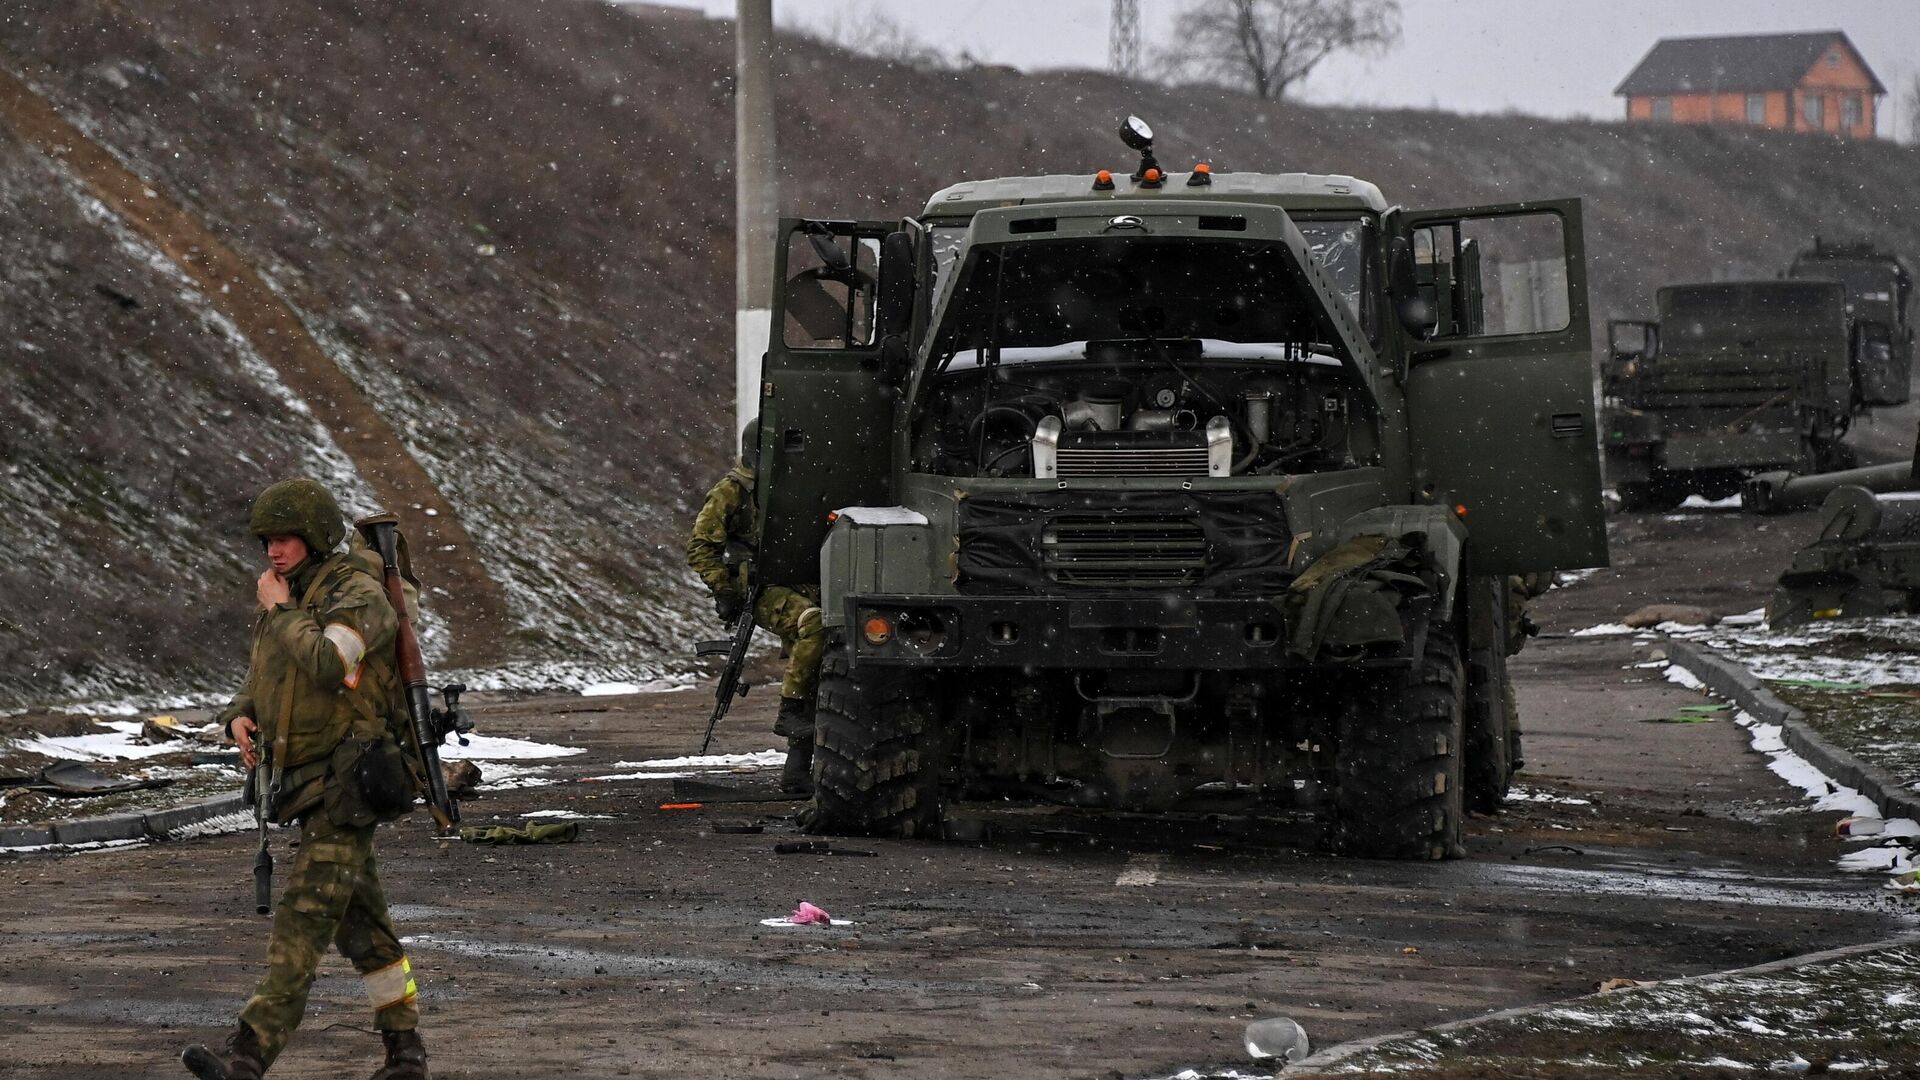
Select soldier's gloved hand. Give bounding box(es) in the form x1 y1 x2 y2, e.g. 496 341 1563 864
714 591 744 624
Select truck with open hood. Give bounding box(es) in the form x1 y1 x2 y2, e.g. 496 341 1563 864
752 118 1607 859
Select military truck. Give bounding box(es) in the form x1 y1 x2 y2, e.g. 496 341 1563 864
1788 237 1914 409
1602 281 1854 512
752 118 1607 860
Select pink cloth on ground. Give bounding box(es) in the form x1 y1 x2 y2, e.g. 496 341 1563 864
790 901 833 925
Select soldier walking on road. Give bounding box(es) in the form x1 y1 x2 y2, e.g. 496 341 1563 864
687 420 824 794
181 479 430 1080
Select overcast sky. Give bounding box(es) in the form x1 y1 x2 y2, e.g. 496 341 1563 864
655 0 1918 133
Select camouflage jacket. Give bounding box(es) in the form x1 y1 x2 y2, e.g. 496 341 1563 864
686 463 756 597
215 551 402 817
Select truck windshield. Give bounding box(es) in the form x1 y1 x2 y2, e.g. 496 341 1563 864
929 218 1369 333
927 235 1343 368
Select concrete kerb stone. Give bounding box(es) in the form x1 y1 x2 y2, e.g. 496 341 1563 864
1284 932 1920 1075
2 790 246 852
1666 637 1920 824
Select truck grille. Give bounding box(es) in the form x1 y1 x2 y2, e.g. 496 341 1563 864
1054 447 1211 477
1041 515 1207 587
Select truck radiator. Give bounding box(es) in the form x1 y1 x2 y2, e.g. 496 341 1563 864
1054 446 1212 477
1040 515 1208 587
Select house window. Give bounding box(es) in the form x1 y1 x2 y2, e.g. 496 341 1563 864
1803 94 1823 128
1652 97 1672 122
1747 94 1766 125
1843 94 1863 129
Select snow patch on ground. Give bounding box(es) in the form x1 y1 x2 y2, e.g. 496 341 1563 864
586 749 785 783
473 763 562 790
1679 493 1744 510
10 720 190 761
520 810 613 821
440 734 583 761
1572 623 1637 637
1505 786 1594 806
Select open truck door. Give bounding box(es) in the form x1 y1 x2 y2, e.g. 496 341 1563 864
753 219 900 586
1390 199 1607 574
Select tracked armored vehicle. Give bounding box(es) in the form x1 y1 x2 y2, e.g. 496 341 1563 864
753 119 1606 859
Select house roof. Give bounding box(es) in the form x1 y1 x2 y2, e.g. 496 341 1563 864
1615 31 1885 98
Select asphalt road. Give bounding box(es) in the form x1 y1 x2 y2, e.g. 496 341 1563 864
2 505 1915 1080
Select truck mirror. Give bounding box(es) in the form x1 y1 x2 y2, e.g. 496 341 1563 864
1389 236 1436 338
802 221 852 272
878 231 915 340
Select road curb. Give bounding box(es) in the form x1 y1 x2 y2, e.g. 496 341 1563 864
1667 637 1920 824
1285 932 1920 1074
0 791 246 851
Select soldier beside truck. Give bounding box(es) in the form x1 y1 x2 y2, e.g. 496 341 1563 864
710 117 1608 860
1603 240 1913 512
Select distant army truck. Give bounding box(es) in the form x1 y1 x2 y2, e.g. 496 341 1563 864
1604 281 1853 512
1787 237 1913 410
752 118 1607 859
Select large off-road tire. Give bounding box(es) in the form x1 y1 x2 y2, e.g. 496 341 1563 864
802 638 943 838
1464 580 1513 814
1333 625 1466 860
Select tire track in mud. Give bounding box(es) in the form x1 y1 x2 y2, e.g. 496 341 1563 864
0 56 508 667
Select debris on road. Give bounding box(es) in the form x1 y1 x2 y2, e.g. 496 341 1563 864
774 840 876 857
1243 1016 1310 1063
789 901 833 925
442 759 483 797
1624 603 1719 628
459 821 581 845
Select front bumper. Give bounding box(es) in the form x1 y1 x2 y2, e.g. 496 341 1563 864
845 593 1294 670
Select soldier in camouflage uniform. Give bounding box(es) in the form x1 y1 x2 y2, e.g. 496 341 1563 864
687 420 824 793
181 480 430 1080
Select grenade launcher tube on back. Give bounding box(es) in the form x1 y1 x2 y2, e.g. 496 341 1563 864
358 515 460 832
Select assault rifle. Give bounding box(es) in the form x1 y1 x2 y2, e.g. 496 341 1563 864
695 585 760 754
357 514 472 834
247 744 274 915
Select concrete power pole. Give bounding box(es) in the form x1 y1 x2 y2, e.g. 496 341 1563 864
1109 0 1140 75
735 0 777 439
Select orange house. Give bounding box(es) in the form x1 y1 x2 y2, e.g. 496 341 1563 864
1616 31 1884 140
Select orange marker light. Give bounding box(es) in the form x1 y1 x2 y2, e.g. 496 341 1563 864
1096 169 1112 183
862 615 894 646
826 511 840 524
1193 162 1212 174
1143 167 1162 183
1454 504 1469 518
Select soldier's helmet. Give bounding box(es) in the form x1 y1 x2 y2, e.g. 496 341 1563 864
740 416 761 470
249 479 346 556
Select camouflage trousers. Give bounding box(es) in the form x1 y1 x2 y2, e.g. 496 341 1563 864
757 584 824 710
239 810 417 1067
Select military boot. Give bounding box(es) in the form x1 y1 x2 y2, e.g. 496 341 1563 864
369 1029 429 1080
180 1021 266 1080
781 732 815 795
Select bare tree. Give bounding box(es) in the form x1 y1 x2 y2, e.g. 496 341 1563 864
788 1 955 72
1161 0 1401 102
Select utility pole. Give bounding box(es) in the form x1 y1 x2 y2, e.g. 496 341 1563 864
735 0 777 439
1109 0 1140 75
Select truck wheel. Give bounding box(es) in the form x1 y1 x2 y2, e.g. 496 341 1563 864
1464 581 1513 814
1333 626 1466 860
1617 481 1683 512
803 638 943 839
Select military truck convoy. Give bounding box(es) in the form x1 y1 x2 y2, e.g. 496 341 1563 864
1603 241 1913 512
750 118 1606 860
